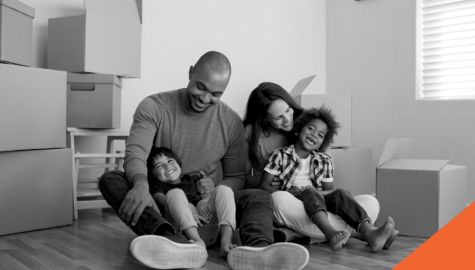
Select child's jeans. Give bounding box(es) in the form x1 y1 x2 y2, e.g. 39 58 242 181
165 185 236 246
295 187 372 233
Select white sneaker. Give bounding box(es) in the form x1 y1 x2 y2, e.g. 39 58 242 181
130 235 208 269
227 242 309 270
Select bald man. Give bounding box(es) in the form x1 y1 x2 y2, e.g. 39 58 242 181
99 51 309 270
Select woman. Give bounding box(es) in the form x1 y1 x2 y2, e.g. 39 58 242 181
243 82 387 246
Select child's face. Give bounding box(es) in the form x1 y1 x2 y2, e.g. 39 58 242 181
296 119 328 152
152 154 181 184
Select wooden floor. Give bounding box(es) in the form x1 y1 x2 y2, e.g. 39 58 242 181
0 209 426 270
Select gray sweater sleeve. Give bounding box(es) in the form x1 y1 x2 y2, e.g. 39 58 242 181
124 97 160 183
219 114 247 192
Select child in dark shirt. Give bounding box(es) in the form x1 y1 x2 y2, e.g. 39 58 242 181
147 147 237 257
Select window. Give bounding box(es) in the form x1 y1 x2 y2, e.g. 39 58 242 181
417 0 475 100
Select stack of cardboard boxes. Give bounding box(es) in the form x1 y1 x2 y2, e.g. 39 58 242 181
48 0 143 128
46 0 143 214
291 75 373 197
0 0 73 236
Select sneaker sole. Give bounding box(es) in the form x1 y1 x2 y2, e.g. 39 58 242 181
130 235 207 269
227 242 309 270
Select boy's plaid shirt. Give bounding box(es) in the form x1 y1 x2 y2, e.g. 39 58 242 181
264 144 334 191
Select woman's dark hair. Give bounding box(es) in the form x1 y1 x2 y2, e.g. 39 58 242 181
243 82 304 169
292 106 341 152
146 147 182 181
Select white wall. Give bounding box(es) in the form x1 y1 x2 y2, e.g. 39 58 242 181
23 0 325 178
326 0 475 203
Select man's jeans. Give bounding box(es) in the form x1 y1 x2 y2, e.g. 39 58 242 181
99 170 274 246
295 187 371 232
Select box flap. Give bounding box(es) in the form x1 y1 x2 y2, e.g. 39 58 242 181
377 138 419 167
135 0 143 24
379 159 449 171
67 73 122 88
84 0 141 23
0 0 35 18
290 75 316 96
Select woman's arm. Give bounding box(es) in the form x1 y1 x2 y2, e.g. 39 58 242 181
260 171 280 194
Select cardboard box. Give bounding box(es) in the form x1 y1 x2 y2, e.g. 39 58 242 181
67 73 122 128
48 0 142 78
376 138 467 237
332 147 374 196
0 0 34 66
0 148 73 236
0 64 66 152
290 75 351 148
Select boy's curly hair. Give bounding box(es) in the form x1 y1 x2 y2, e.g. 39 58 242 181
292 105 341 152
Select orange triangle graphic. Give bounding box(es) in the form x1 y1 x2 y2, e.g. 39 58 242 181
394 203 475 269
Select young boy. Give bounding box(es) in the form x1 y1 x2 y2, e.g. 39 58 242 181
146 147 237 258
260 107 398 253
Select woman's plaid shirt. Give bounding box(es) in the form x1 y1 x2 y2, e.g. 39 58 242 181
264 144 334 191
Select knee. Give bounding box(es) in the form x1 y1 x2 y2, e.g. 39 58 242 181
243 189 273 206
215 185 232 195
165 188 186 202
331 188 352 198
98 170 127 191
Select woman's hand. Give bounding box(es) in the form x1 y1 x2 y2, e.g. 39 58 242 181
271 176 283 189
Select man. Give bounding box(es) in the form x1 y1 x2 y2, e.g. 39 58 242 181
99 51 309 270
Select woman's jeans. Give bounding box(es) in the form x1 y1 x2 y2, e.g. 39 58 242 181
99 170 274 246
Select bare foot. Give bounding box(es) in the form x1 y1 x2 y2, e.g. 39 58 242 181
188 239 207 249
327 230 349 252
366 217 395 253
220 239 237 258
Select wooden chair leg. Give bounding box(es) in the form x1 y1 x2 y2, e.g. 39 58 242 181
73 157 80 220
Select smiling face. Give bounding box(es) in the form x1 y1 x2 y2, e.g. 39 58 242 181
152 154 182 185
186 64 230 113
266 99 294 132
295 118 328 157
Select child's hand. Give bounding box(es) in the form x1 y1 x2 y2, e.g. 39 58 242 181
191 211 208 227
197 200 213 222
289 186 304 196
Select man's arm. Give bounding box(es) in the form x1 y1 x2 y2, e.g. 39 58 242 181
219 117 247 192
120 97 160 226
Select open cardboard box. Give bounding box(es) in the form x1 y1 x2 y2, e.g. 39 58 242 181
376 138 467 237
0 0 35 66
48 0 142 78
290 75 351 148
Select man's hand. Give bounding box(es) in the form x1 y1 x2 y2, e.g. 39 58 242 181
195 171 215 196
118 177 153 227
271 176 283 189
